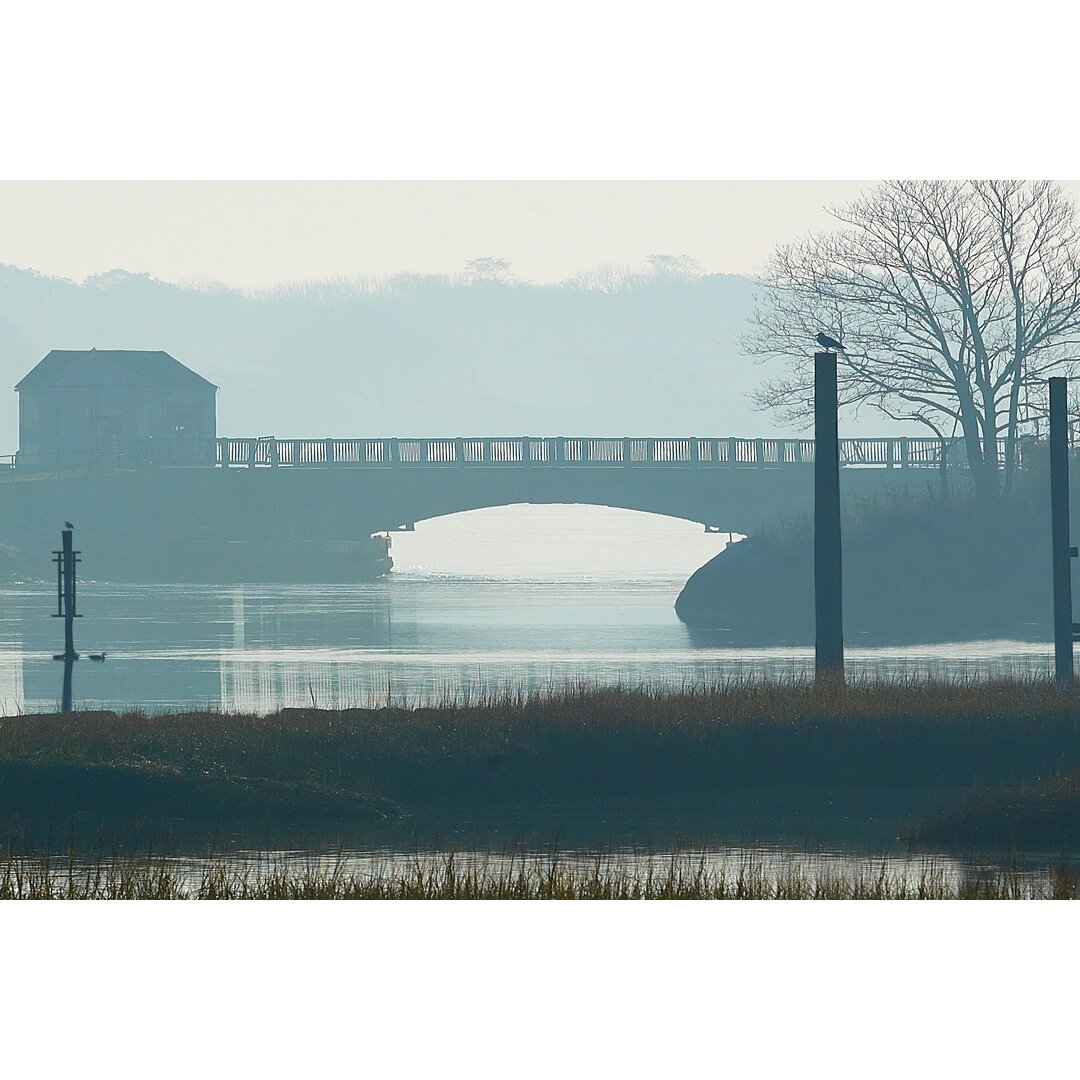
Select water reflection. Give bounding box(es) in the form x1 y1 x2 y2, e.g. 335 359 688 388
0 578 1063 714
0 649 23 714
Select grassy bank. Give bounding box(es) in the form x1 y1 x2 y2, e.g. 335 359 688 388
3 679 1080 847
1 850 1076 899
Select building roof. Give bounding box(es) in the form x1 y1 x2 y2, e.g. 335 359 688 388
15 350 217 392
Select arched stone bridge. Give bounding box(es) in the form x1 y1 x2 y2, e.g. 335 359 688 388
147 434 988 536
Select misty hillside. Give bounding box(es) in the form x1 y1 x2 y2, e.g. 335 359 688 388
0 264 778 450
0 262 908 452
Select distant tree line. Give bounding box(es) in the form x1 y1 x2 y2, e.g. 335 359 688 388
0 259 765 450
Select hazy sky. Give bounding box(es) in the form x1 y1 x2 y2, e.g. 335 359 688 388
8 180 1080 290
6 4 1080 291
0 180 878 288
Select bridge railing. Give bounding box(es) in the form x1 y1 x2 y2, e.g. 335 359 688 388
144 435 1028 470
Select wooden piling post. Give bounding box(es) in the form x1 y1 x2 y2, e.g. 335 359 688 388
815 352 844 683
1050 377 1073 689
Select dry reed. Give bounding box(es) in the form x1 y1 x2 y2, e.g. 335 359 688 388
0 849 1075 900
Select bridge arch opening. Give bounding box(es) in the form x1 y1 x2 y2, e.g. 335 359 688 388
385 504 742 580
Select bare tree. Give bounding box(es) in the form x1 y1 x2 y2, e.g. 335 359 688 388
746 181 1080 503
563 263 635 294
464 256 513 283
646 254 704 280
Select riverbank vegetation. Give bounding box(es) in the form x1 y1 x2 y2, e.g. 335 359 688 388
676 477 1059 644
2 679 1080 848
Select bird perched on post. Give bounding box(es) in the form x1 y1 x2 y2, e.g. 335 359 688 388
816 332 844 353
64 521 74 529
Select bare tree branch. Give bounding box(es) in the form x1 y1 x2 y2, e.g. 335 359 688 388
744 180 1080 503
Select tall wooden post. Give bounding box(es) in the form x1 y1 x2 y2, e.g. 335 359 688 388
815 352 844 682
1050 377 1073 689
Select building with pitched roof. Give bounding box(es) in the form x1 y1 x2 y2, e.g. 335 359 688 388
15 349 217 468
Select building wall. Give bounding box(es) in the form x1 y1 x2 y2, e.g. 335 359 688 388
18 385 216 468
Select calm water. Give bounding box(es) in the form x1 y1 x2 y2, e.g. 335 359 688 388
0 504 1060 713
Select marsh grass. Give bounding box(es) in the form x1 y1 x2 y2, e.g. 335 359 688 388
2 676 1080 828
4 674 1079 768
1 848 1076 900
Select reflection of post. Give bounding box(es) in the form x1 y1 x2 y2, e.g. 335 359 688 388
61 656 74 713
232 591 245 649
815 352 845 683
1050 377 1073 689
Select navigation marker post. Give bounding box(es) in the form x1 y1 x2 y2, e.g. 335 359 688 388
52 526 81 712
814 352 844 683
52 526 81 661
1049 377 1075 689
